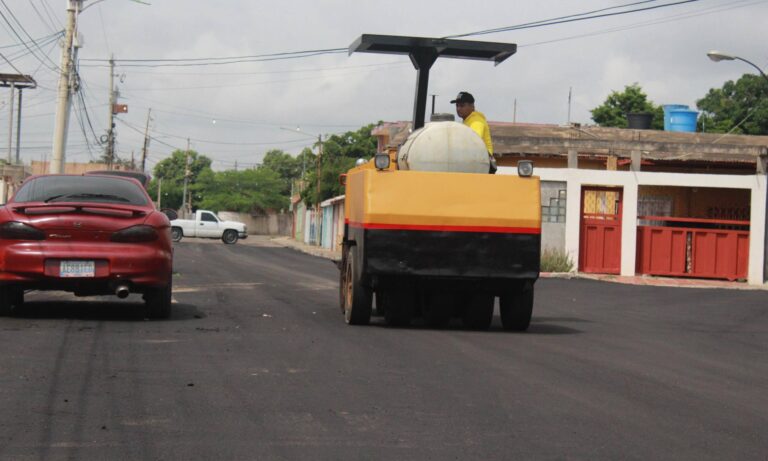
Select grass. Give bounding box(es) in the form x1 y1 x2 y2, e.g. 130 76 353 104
540 247 574 273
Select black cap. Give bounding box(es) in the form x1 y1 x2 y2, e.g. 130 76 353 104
450 91 475 104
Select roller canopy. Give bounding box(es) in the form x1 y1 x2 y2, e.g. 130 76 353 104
349 34 517 131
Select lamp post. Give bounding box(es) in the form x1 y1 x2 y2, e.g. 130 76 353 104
707 51 768 84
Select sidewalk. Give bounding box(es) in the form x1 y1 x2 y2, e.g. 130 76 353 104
263 235 767 291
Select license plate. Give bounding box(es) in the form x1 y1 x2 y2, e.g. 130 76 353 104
60 260 95 278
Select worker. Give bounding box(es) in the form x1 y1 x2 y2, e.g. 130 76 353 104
451 91 497 173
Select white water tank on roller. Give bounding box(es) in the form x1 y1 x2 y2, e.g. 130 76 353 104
398 121 490 173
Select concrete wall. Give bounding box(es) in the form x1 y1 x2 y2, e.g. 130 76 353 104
541 181 567 252
217 211 293 236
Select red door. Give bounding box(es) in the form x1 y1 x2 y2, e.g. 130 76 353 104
580 187 623 274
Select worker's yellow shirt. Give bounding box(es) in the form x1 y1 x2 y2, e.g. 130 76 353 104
464 111 493 155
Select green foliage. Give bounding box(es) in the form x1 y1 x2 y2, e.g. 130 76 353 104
696 73 768 135
193 168 286 213
591 84 664 130
540 248 574 273
148 149 213 210
261 149 300 196
300 123 378 206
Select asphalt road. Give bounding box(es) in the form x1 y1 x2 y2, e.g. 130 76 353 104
0 239 766 460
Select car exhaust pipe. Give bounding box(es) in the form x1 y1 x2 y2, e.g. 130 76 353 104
115 285 130 299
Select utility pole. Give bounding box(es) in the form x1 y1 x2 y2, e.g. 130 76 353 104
106 55 116 169
156 177 162 208
513 98 517 123
181 138 190 217
6 83 13 163
50 0 82 174
430 94 437 115
567 87 572 125
15 87 22 164
315 135 323 213
141 108 151 172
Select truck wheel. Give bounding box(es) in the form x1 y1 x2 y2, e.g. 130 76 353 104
343 246 371 325
145 278 173 319
171 227 183 242
423 292 452 328
462 294 495 330
380 288 415 327
222 230 238 244
500 286 534 331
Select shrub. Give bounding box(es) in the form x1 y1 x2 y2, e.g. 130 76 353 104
540 248 574 273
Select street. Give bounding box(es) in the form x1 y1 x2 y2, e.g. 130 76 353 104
0 239 766 460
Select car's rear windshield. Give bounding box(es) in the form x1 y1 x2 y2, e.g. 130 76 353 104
13 176 149 206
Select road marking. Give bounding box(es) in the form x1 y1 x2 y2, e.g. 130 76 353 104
173 282 265 293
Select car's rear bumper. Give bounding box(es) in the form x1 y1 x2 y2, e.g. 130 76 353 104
0 241 172 289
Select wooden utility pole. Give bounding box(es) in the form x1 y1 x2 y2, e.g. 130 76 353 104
141 108 151 172
50 0 82 174
106 55 116 169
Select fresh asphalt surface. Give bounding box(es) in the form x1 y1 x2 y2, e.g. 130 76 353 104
0 239 766 460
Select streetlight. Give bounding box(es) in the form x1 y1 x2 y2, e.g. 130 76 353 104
707 51 768 84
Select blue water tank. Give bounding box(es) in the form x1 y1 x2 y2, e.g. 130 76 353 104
663 104 689 130
668 109 698 132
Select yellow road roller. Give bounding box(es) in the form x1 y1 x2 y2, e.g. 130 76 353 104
340 35 541 330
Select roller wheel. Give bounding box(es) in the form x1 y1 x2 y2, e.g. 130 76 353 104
422 292 452 328
462 294 495 330
379 288 415 327
343 246 372 325
500 286 534 331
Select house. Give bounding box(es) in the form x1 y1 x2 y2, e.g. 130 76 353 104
370 120 768 285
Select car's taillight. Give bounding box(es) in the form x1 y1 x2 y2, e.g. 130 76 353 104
111 225 159 243
0 222 45 240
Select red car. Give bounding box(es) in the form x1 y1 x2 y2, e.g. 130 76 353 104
0 174 173 318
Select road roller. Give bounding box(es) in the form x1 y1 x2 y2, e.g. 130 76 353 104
339 35 541 330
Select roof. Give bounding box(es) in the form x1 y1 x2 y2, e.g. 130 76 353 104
371 121 768 164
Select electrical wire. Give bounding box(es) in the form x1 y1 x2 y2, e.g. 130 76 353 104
443 0 702 39
28 0 59 34
0 1 61 72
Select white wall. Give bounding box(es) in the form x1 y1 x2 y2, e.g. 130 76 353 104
499 166 767 285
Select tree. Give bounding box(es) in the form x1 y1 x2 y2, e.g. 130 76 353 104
697 73 768 135
260 149 300 196
301 123 377 206
193 168 286 213
149 149 213 209
591 84 664 130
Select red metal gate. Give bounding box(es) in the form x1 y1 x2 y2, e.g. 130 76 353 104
579 187 623 274
636 216 750 281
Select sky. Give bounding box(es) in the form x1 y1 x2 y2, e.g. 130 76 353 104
2 0 767 172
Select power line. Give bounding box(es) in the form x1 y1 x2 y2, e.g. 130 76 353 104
443 0 701 39
28 0 59 33
0 1 61 71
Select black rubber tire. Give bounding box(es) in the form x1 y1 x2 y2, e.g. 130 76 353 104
343 246 372 325
500 286 534 331
0 286 12 316
423 292 453 328
380 288 415 327
145 278 173 319
171 227 183 242
222 230 238 244
462 294 495 330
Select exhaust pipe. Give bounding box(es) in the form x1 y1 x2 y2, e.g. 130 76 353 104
115 285 130 299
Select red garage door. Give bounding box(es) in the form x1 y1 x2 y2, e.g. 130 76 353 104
636 216 750 281
580 187 622 274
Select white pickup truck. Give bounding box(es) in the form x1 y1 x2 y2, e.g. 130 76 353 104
170 210 248 244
